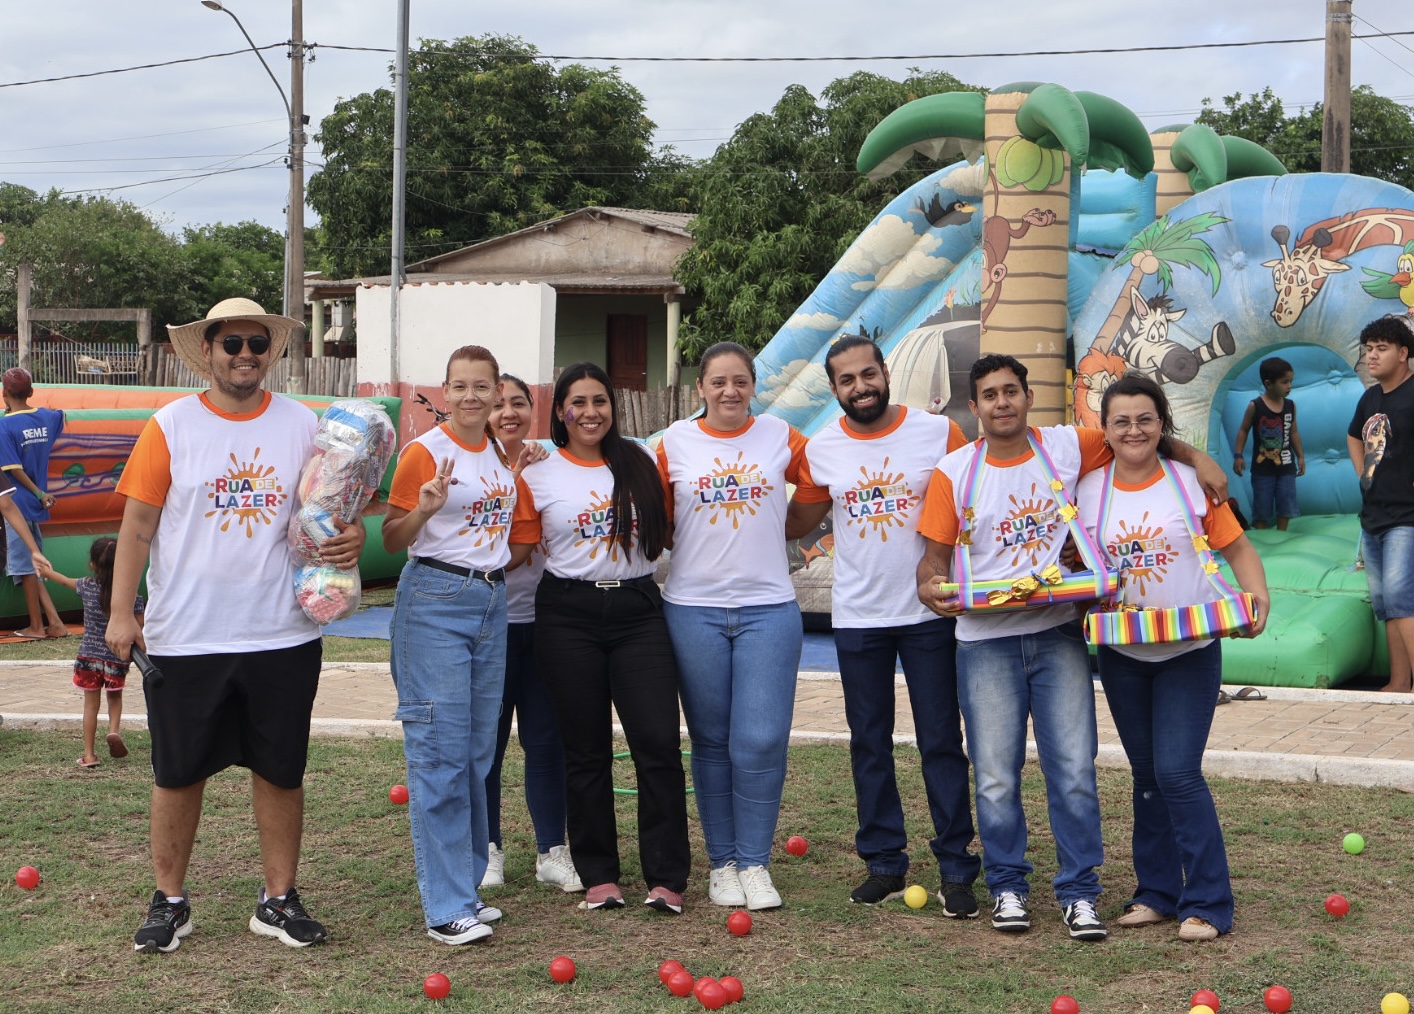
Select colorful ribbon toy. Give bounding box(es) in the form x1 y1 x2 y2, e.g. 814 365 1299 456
985 564 1065 606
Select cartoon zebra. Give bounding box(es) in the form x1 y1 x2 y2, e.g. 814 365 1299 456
1110 287 1235 385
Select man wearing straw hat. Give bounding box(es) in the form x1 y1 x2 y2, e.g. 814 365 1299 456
106 298 365 954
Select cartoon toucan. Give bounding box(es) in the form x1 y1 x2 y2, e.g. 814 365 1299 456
1360 241 1414 313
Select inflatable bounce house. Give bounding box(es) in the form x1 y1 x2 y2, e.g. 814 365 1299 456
4 387 407 621
756 81 1409 688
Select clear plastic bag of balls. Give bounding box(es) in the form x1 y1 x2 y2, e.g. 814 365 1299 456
290 400 398 624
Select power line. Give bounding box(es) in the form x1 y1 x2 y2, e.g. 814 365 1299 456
57 160 285 196
315 31 1414 62
0 45 285 89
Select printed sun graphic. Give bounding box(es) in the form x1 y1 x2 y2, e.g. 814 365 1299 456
1108 511 1175 598
205 449 284 537
570 488 633 562
842 459 913 543
459 475 516 547
692 451 773 531
994 485 1057 568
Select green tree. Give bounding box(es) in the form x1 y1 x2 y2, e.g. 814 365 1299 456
308 34 691 279
673 69 984 361
0 188 196 339
1198 84 1414 190
182 221 284 315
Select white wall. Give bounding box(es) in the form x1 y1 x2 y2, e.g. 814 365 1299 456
356 280 557 389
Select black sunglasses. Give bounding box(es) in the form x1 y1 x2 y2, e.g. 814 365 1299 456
217 334 272 356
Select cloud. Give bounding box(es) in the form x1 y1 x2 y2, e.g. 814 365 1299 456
835 215 929 283
785 310 847 331
757 357 830 412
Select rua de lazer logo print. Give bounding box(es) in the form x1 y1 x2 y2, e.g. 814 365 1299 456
205 449 285 537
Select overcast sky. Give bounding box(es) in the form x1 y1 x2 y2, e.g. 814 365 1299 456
3 0 1413 241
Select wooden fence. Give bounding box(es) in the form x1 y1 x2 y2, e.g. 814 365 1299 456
615 385 702 437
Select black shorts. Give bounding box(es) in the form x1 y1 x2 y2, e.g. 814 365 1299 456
144 639 322 790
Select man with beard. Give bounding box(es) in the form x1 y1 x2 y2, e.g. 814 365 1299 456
785 335 980 914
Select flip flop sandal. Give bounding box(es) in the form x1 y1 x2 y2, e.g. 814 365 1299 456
1216 690 1232 705
1231 686 1267 701
106 733 128 759
76 757 100 769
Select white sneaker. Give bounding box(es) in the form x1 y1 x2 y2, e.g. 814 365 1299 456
708 862 747 907
479 844 504 888
738 864 782 911
535 844 584 893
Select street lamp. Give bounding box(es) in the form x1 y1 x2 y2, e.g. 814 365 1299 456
200 0 307 394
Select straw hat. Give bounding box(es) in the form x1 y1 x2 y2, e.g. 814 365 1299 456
166 297 299 379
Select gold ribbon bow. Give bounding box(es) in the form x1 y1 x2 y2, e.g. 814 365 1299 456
986 564 1065 606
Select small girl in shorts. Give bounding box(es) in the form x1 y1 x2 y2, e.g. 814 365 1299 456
40 537 144 769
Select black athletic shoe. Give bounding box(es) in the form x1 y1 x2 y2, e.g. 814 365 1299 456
939 882 980 919
990 891 1032 933
134 890 192 953
850 873 906 905
249 887 328 948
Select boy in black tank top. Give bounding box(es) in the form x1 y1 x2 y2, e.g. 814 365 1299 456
1233 357 1305 530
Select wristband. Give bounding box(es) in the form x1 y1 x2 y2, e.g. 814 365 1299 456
1232 452 1243 458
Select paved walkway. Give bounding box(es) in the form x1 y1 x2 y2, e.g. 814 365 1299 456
2 661 1412 789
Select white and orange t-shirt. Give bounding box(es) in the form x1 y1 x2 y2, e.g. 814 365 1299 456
656 414 806 608
917 425 1111 641
1077 459 1244 662
793 408 966 628
116 391 318 655
512 446 658 581
387 423 522 573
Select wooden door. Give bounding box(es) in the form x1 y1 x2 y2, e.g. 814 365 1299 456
607 314 648 391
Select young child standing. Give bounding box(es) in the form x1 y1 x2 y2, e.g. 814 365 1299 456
1233 356 1305 530
40 537 144 768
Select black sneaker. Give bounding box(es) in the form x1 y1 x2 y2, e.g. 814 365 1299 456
134 890 192 953
939 882 980 919
850 873 905 905
990 891 1031 932
249 887 328 948
1062 899 1108 941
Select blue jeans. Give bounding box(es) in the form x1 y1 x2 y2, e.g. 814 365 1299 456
664 600 802 868
486 622 567 853
1098 642 1233 933
834 618 979 883
1251 472 1299 524
956 622 1104 903
390 560 507 928
1362 526 1414 620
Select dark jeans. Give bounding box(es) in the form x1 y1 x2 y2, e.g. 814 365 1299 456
1098 641 1233 932
486 621 568 852
834 617 979 883
533 576 690 892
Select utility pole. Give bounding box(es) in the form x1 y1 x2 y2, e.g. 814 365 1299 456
390 0 410 390
1323 0 1352 173
287 0 308 393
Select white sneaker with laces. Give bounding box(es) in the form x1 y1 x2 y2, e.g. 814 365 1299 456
738 864 782 911
479 844 505 888
708 862 747 907
427 917 492 945
536 844 585 893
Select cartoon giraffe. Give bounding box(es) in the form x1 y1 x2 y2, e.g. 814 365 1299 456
1264 209 1414 327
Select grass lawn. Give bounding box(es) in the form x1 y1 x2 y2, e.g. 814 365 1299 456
3 725 1414 1013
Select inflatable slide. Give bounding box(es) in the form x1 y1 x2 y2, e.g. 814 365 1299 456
753 81 1411 687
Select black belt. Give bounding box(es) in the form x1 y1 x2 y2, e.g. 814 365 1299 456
549 574 656 591
414 557 505 583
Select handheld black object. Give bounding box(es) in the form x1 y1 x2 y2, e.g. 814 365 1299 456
131 645 164 688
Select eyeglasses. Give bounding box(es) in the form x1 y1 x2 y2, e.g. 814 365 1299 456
1106 415 1161 434
217 334 272 356
447 382 496 401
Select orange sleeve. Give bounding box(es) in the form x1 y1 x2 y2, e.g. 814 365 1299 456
655 441 675 524
946 418 968 453
792 446 830 503
1203 498 1245 550
510 479 542 544
1075 426 1113 476
114 418 172 508
783 426 810 485
387 442 437 512
916 469 959 544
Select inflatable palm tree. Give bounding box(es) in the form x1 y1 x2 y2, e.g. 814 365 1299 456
858 82 1153 423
